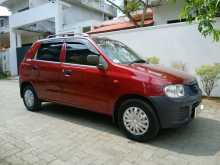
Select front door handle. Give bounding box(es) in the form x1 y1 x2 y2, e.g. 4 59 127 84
63 69 73 76
32 65 38 70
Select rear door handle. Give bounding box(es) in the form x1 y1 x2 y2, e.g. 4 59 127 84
63 69 73 76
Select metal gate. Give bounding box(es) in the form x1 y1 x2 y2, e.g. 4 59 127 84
0 49 9 73
16 45 31 74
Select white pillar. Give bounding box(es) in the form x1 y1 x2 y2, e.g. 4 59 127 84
55 0 63 34
9 28 18 76
16 31 22 48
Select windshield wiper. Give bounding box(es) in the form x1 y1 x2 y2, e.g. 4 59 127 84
129 59 146 65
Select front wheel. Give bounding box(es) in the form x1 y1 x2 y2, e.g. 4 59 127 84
118 99 160 142
23 85 41 111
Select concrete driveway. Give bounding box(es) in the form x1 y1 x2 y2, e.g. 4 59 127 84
0 80 220 165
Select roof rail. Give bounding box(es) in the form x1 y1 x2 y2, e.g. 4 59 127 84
47 32 89 39
75 33 89 37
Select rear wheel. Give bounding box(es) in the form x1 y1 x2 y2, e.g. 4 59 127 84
23 85 41 111
118 99 159 142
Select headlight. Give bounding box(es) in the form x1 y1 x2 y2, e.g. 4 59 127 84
164 85 185 98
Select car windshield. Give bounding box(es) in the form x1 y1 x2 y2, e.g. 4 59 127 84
93 38 146 64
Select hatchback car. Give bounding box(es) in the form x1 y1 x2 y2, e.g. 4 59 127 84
19 33 202 142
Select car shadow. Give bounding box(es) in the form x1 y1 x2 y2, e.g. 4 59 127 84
149 117 220 156
38 103 220 156
38 103 121 136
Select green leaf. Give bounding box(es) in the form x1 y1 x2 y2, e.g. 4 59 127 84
173 0 220 42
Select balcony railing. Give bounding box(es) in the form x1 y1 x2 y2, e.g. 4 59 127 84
9 3 57 28
73 0 117 16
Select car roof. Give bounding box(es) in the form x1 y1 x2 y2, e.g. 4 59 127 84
38 37 114 45
36 33 88 43
38 36 87 44
35 31 114 45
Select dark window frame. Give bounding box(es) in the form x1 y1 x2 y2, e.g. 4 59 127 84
36 42 63 62
18 7 30 12
167 18 187 24
0 19 4 27
82 26 91 33
64 39 100 66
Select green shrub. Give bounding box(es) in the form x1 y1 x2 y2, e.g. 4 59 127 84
0 71 10 79
146 56 160 64
196 64 220 96
0 72 8 79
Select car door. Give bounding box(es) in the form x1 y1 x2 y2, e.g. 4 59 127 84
60 39 115 114
34 42 64 101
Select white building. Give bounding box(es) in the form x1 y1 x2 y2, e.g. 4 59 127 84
152 0 186 25
0 0 117 75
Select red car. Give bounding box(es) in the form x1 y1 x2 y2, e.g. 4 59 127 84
19 33 202 142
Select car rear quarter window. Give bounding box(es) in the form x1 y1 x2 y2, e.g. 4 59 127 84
36 43 62 62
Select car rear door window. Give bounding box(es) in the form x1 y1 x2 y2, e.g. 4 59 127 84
37 43 62 62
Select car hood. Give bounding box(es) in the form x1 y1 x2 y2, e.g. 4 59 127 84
126 63 195 84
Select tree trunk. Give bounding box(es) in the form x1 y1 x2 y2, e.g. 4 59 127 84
106 0 139 27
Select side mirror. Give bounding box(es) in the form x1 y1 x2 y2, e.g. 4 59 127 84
87 55 108 71
87 55 99 66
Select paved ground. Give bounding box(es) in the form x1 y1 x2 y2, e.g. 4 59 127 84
0 80 220 165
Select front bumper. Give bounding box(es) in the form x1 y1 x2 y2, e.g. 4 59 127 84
149 92 202 128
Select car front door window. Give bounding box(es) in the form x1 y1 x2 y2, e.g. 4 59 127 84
65 40 101 66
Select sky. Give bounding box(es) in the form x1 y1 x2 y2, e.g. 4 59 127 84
0 6 11 16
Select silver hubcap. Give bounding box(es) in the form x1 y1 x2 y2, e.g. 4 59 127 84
123 107 149 136
24 89 35 108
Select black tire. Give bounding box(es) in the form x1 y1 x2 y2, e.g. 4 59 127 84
118 99 160 142
22 85 42 111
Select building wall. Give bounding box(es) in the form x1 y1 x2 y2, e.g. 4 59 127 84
29 0 48 8
153 0 186 25
63 20 101 33
93 19 220 96
9 0 29 13
62 4 104 32
9 3 57 28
